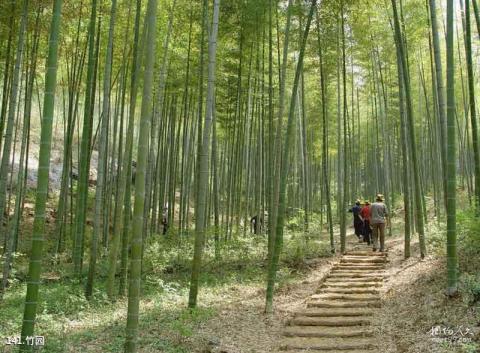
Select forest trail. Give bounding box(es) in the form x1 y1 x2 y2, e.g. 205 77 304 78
280 238 388 352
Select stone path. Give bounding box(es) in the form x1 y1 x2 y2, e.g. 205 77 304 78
280 240 388 352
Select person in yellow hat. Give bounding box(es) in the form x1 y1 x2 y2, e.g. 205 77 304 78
370 194 389 252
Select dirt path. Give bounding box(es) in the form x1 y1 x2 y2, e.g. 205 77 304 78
279 238 387 352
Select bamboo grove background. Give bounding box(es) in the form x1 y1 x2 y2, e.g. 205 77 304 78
0 0 478 351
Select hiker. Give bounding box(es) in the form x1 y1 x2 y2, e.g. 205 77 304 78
250 214 263 234
348 200 364 241
360 200 372 245
370 194 389 252
161 206 169 235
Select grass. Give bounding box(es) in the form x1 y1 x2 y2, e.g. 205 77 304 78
1 209 333 353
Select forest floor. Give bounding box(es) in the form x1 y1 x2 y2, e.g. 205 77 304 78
189 231 479 353
197 232 479 353
372 235 479 353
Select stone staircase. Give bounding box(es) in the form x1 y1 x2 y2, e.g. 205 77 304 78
280 242 387 352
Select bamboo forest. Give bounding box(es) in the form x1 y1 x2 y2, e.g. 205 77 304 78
0 0 479 352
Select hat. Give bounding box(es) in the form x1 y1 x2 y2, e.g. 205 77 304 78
365 200 370 205
376 194 385 201
355 199 361 205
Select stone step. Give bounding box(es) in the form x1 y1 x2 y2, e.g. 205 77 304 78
322 281 382 288
341 257 386 264
307 300 381 309
345 251 387 257
325 275 384 281
318 287 380 295
280 337 376 351
328 273 384 279
333 265 384 271
311 293 380 302
342 254 386 259
346 246 372 250
335 260 385 265
279 250 387 353
339 262 386 267
284 325 373 338
330 270 385 275
294 307 374 317
290 316 371 326
328 271 384 277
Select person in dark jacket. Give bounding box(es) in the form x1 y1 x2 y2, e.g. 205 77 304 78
348 200 364 241
250 214 263 234
161 206 168 235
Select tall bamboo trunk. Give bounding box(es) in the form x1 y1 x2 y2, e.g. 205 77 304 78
391 0 427 258
0 0 28 231
124 0 157 350
445 0 458 296
316 11 335 253
188 0 221 309
86 0 117 299
1 6 41 298
428 0 448 209
464 0 480 213
73 0 98 276
268 0 293 261
19 0 63 349
265 0 316 314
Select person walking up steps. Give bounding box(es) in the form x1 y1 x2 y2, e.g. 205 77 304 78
360 200 372 245
348 200 364 242
370 194 389 252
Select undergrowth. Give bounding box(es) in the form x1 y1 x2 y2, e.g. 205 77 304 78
0 212 332 353
427 207 480 304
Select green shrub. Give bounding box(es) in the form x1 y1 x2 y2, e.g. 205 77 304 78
282 235 331 268
40 284 89 316
457 208 480 257
426 220 447 254
460 273 480 305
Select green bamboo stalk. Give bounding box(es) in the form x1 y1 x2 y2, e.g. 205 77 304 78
265 0 316 314
396 46 411 259
316 10 335 253
0 0 28 231
113 0 143 298
124 0 157 349
73 0 98 277
54 1 86 255
212 108 220 259
445 0 458 296
86 0 117 299
464 0 480 213
1 6 41 298
391 0 427 258
428 0 448 208
269 0 293 261
340 1 347 254
19 0 63 349
188 0 221 309
0 0 15 163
